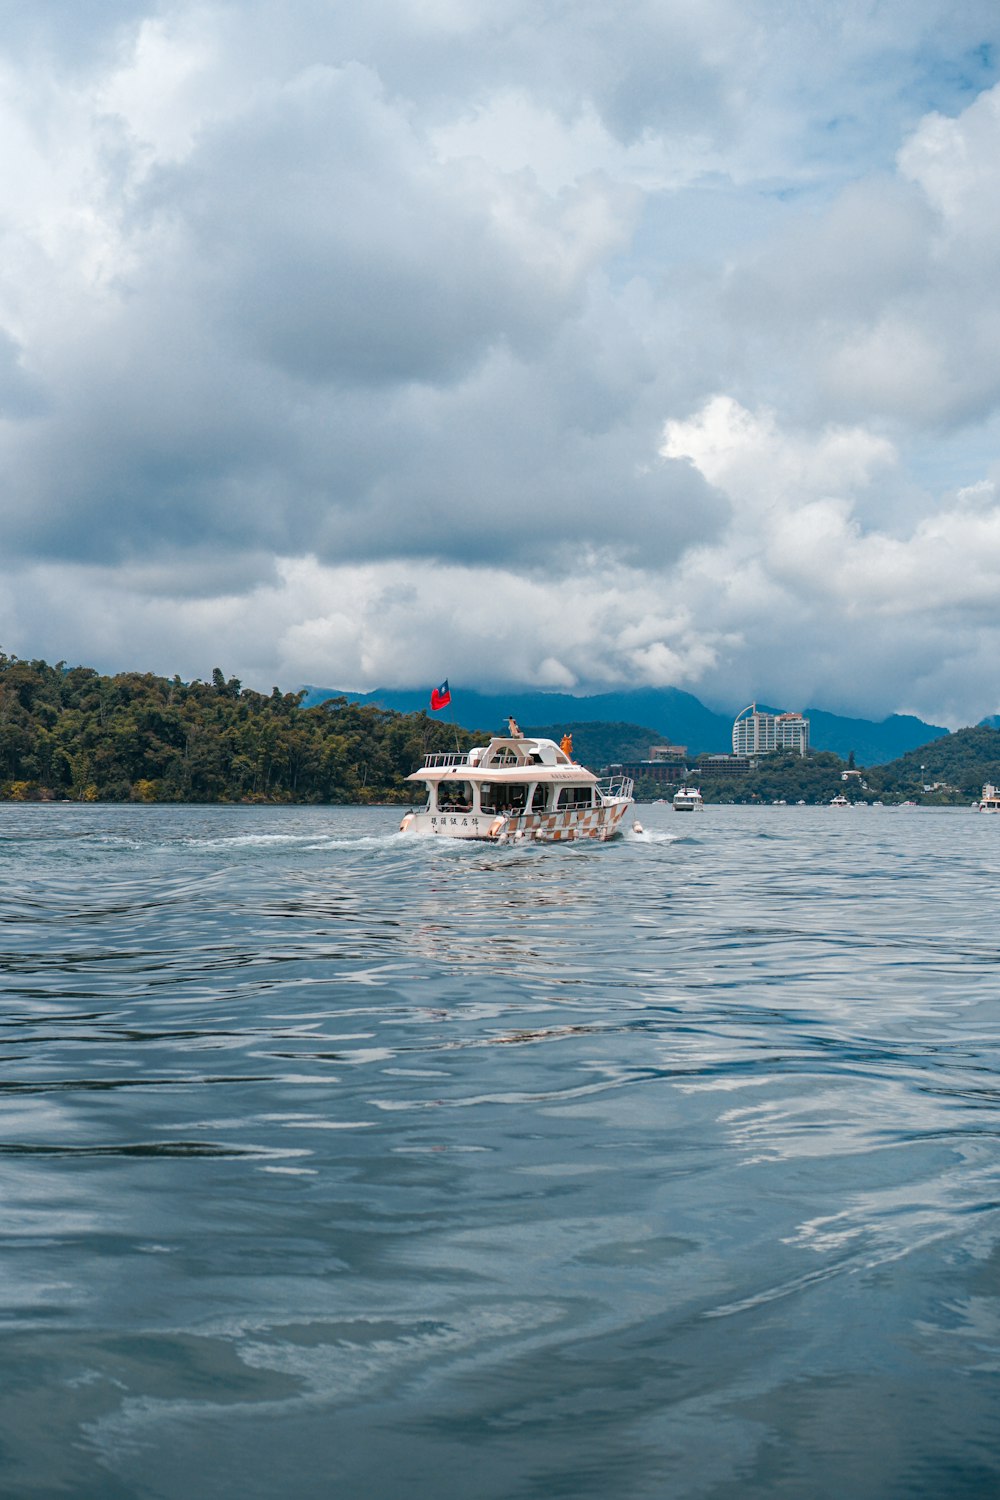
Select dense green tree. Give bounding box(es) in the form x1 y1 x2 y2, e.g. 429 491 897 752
0 654 484 804
865 726 1000 801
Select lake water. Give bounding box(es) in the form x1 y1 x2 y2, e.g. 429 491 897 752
1 803 998 1499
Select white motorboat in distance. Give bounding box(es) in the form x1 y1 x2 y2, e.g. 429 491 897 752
672 787 703 811
978 783 1000 812
399 723 634 843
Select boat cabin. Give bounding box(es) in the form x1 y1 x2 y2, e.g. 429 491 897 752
407 735 599 817
429 778 598 814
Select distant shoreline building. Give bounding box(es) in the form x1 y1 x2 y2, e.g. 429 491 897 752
697 754 752 777
733 704 809 757
648 744 687 762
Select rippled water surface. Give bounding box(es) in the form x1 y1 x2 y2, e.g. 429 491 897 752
1 802 999 1499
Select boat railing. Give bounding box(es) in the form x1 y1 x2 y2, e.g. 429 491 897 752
597 774 634 803
421 752 471 768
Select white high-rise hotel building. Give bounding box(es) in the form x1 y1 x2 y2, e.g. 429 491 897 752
732 704 810 757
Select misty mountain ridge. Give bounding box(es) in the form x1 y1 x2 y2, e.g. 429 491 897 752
301 684 951 767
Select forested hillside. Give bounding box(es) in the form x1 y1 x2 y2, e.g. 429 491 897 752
524 721 665 770
867 726 1000 800
0 655 477 803
4 652 997 807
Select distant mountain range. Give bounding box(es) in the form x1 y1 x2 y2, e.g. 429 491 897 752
301 684 952 767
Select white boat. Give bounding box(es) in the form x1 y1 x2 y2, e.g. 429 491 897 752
672 787 703 812
830 794 849 807
978 784 1000 812
398 721 634 843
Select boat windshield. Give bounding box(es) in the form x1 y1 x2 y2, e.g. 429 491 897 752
437 780 474 812
556 786 595 809
480 783 528 813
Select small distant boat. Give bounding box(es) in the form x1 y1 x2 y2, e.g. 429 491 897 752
399 721 634 843
900 800 918 808
978 784 1000 813
830 794 849 807
673 787 703 812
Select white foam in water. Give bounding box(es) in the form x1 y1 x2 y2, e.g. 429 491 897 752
185 832 332 847
626 824 680 844
184 831 407 851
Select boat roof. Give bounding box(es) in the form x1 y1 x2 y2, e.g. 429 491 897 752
407 734 597 785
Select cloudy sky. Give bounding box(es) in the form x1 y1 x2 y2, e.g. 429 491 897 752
2 1 1000 723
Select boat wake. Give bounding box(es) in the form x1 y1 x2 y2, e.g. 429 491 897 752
183 831 409 852
625 825 680 844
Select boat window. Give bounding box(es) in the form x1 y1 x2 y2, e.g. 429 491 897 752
529 784 549 812
556 785 595 809
480 783 527 813
437 780 474 812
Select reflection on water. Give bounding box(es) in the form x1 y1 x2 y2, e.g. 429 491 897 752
0 802 999 1499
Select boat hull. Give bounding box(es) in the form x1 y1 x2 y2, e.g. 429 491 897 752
399 798 632 843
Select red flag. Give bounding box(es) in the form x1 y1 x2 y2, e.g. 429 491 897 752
430 679 451 712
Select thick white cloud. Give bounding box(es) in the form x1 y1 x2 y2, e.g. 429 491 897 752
0 553 726 697
2 2 1000 724
661 398 1000 720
